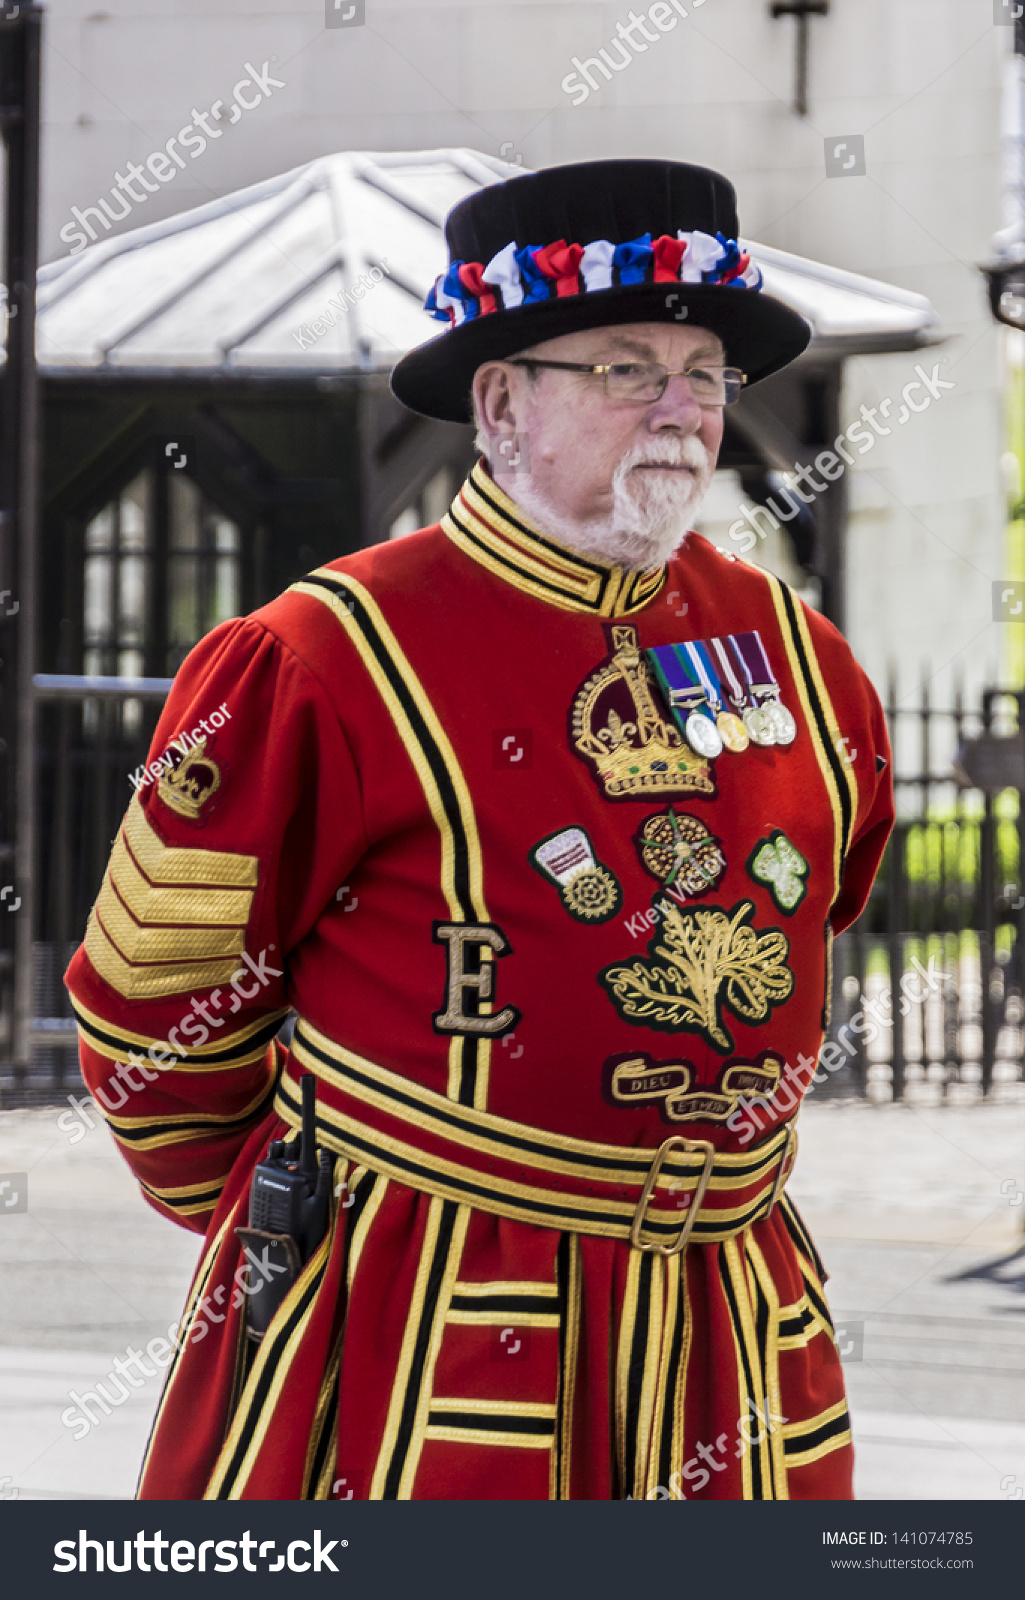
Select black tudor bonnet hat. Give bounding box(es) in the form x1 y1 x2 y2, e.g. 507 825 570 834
389 158 811 423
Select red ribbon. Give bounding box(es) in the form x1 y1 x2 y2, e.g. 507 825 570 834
720 251 751 285
457 261 498 316
651 234 687 282
532 239 585 296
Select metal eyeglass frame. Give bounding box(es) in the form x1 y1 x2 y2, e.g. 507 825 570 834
506 358 748 407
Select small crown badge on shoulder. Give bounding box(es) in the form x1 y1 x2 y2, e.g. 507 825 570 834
157 737 222 819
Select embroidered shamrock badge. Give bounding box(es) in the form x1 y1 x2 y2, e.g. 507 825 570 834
746 830 809 915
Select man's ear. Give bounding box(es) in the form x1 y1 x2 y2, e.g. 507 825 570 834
473 361 522 442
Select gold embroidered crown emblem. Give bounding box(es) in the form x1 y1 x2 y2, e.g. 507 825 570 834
570 625 715 801
157 738 222 819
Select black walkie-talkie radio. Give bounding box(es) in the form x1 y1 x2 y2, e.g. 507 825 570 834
235 1074 332 1345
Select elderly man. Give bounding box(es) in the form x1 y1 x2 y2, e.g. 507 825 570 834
65 159 893 1501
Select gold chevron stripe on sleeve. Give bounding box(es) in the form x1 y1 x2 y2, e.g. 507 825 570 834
95 879 246 962
123 793 258 886
84 796 261 998
105 1079 275 1137
110 835 254 925
85 908 247 999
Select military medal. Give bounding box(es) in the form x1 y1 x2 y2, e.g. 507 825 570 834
765 699 797 745
684 709 722 759
679 643 726 759
743 702 776 747
647 643 728 759
708 636 750 752
727 631 797 749
647 643 721 759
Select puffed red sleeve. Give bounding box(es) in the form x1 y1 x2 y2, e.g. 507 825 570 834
64 612 367 1233
829 659 894 938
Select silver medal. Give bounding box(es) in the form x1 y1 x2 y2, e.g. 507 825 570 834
685 710 724 759
764 699 797 746
742 704 776 747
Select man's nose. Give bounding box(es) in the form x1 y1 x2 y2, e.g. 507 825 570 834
645 374 705 430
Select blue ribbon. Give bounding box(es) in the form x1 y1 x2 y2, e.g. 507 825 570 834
690 641 724 710
704 233 743 284
613 233 653 286
514 245 552 304
444 260 479 320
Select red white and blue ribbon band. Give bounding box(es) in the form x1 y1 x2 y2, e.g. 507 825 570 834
425 230 763 327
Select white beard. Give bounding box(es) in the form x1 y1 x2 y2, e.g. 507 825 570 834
507 434 714 570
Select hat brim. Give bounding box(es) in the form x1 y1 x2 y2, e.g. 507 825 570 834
389 282 812 423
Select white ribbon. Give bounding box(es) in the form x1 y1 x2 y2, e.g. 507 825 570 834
435 229 758 323
677 229 726 283
579 239 617 293
682 642 721 712
710 636 746 705
482 241 523 310
432 276 469 326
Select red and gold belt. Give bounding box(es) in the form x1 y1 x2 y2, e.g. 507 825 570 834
274 1015 797 1254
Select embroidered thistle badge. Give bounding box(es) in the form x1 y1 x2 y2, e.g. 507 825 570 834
598 899 794 1054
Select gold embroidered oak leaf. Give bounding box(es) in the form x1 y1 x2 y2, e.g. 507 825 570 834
598 899 794 1053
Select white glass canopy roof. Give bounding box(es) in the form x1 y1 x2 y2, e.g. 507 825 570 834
35 149 942 374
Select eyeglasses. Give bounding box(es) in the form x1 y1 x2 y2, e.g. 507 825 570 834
507 358 747 407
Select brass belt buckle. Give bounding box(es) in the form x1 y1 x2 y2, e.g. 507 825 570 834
630 1135 716 1256
767 1120 799 1213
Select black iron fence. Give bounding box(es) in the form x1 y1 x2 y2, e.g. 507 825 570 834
2 673 1024 1107
826 678 1025 1103
5 675 166 1103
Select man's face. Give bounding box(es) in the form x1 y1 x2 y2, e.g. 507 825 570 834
472 321 726 567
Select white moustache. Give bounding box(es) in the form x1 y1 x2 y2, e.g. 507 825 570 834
616 435 711 475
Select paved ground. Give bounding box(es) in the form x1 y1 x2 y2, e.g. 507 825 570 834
789 1100 1025 1500
0 1097 1022 1501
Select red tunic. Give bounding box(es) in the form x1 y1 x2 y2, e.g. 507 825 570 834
65 461 893 1500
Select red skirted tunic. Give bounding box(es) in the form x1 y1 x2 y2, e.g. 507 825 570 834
65 462 893 1501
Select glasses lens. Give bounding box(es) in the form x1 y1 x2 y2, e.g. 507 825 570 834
604 363 665 401
722 369 744 405
602 364 744 404
685 366 727 404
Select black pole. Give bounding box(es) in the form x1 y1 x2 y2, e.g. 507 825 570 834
769 2 830 118
0 4 42 1075
979 692 997 1097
